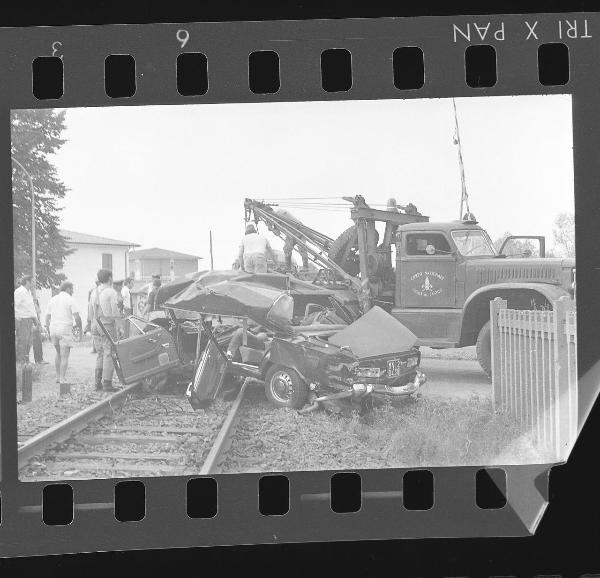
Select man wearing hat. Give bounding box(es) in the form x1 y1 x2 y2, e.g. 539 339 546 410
236 223 276 274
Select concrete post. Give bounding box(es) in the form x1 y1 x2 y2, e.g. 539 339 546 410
553 296 570 461
490 297 507 412
21 362 33 402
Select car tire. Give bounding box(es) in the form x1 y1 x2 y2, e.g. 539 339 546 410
264 366 308 409
476 321 492 379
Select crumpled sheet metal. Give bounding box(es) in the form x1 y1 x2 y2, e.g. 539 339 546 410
328 305 418 359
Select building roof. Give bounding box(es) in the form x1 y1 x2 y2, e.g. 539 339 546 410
60 229 140 247
129 247 202 260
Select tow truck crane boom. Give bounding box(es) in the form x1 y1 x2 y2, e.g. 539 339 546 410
244 197 428 312
244 198 364 293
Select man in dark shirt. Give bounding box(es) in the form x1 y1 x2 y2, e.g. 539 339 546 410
143 275 162 318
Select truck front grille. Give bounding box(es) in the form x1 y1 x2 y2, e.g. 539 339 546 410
475 266 560 285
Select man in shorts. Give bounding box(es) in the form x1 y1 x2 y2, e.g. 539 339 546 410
45 281 82 391
89 268 122 392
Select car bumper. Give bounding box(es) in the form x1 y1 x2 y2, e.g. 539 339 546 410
371 370 427 396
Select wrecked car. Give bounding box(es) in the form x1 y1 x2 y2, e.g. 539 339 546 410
103 270 356 392
102 271 426 412
172 274 426 412
211 304 428 414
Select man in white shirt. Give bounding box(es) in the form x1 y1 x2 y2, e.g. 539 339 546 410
121 277 134 338
14 275 40 364
45 281 82 389
122 278 133 316
236 223 276 274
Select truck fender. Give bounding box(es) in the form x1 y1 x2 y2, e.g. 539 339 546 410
459 282 570 346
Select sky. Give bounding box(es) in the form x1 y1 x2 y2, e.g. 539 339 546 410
43 95 573 269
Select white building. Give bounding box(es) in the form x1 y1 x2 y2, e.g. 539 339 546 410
39 229 139 324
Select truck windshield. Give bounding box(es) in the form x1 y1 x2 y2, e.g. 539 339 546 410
451 230 497 257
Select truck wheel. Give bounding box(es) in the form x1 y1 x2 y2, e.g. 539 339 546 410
329 225 361 277
476 321 492 379
264 366 308 409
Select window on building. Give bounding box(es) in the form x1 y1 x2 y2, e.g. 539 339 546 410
102 253 113 270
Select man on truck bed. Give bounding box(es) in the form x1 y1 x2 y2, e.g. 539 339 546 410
273 207 310 271
237 223 276 274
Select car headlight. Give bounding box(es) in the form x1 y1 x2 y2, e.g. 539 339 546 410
355 367 382 378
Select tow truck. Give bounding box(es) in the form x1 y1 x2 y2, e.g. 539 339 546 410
245 196 576 377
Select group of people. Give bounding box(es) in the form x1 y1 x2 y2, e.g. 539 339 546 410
14 269 162 395
14 275 81 389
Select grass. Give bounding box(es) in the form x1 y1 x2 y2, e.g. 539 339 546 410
338 395 554 467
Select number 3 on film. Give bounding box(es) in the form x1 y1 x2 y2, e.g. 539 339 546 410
51 41 63 58
176 29 189 49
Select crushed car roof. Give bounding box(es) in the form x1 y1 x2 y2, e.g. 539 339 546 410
328 306 418 358
162 271 334 329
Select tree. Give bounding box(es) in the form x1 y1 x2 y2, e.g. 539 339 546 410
11 109 72 288
552 212 575 258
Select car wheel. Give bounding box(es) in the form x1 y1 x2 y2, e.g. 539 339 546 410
476 321 492 379
264 366 308 409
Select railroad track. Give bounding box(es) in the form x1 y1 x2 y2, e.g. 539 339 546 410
18 379 250 480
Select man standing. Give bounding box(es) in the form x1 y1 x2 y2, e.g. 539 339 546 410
122 278 134 316
45 281 82 391
236 223 276 274
14 275 40 364
86 280 101 354
89 269 122 392
143 275 161 319
121 277 134 338
273 207 310 271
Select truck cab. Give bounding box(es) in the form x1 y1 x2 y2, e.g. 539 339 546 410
391 219 575 375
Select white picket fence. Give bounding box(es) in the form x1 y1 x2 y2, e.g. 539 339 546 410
490 296 577 461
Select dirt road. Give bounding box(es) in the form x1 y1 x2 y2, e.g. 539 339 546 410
420 357 491 400
26 339 491 404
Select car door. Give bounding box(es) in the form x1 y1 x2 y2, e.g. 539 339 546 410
187 338 229 406
99 316 181 384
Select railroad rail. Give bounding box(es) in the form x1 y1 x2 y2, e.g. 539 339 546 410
18 379 250 479
18 383 142 470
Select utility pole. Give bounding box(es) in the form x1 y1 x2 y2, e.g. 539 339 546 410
209 230 214 271
12 156 36 297
452 99 470 220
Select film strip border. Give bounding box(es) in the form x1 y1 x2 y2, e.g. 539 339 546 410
0 15 595 106
0 14 596 555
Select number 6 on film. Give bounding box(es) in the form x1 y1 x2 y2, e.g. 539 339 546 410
51 41 63 58
176 29 189 49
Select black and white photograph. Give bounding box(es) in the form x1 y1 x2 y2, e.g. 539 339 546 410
12 94 576 480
